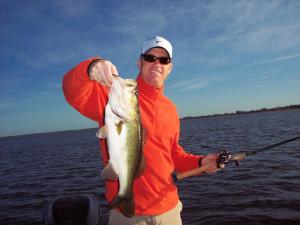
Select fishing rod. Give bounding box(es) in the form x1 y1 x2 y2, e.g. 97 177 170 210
174 135 300 181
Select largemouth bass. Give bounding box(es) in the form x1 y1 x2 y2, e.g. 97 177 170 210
96 76 144 217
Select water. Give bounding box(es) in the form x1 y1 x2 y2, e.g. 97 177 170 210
1 109 300 225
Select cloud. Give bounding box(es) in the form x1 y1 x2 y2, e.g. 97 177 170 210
0 82 62 110
247 54 300 66
53 0 96 16
188 0 300 53
289 78 300 83
4 0 299 71
168 79 210 93
243 75 271 83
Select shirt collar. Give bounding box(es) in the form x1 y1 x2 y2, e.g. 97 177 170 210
137 75 164 98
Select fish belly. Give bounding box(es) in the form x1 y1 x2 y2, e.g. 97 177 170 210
105 105 140 197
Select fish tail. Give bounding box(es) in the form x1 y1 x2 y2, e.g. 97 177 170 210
109 195 135 217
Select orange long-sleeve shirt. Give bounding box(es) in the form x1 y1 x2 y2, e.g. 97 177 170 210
62 57 202 215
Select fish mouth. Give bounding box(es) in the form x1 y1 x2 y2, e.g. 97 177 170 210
124 79 137 87
108 77 138 121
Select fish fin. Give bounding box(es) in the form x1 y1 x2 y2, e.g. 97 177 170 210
141 125 148 147
135 154 146 178
134 124 147 178
109 195 135 217
96 125 108 139
101 162 118 180
115 121 123 135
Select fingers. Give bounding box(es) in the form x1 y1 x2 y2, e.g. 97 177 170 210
201 153 217 166
204 162 218 174
89 60 118 87
202 153 226 174
102 61 118 86
111 63 119 77
218 163 226 169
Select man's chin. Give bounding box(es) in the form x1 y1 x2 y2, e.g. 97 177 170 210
146 78 161 88
149 72 162 80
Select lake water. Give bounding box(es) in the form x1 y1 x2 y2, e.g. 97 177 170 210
1 109 300 225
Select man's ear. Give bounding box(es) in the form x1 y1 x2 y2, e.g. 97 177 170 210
137 58 141 70
168 63 173 74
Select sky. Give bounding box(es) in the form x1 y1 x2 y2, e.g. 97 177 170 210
0 0 300 137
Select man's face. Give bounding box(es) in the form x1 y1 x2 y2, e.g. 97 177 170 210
138 48 173 88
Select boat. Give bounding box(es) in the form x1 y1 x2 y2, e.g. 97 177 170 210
44 194 106 225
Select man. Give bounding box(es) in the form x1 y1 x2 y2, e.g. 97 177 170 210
63 36 220 225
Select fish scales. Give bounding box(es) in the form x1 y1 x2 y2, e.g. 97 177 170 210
97 76 144 217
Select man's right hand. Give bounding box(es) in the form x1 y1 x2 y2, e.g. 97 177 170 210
88 59 119 87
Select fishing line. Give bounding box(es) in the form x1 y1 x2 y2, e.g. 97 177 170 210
218 135 300 165
175 135 300 181
245 135 300 156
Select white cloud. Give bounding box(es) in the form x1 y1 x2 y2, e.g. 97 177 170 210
288 78 300 83
168 79 210 93
248 54 300 66
0 81 62 110
49 0 97 17
186 0 300 53
243 75 271 83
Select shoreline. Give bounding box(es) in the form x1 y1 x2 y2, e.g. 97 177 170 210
1 105 299 138
181 104 300 120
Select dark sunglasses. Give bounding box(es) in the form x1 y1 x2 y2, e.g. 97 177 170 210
141 54 171 65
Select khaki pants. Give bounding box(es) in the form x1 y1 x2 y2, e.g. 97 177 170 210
108 201 183 225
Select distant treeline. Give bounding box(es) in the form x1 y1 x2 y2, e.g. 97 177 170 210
181 104 300 120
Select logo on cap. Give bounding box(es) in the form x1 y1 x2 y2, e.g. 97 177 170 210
142 36 173 58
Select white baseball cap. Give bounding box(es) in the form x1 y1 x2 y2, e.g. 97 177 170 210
141 36 173 58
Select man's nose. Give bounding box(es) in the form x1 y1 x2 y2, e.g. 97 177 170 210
153 58 161 65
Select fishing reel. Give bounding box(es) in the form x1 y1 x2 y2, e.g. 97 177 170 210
217 150 241 167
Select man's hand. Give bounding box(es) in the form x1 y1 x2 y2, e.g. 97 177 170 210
175 152 226 180
88 59 118 87
201 153 225 174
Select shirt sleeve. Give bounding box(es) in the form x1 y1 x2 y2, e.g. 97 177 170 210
62 57 109 123
171 124 203 173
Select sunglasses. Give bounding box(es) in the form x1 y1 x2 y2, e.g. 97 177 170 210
141 54 171 65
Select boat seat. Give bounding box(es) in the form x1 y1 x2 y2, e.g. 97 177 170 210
44 194 102 225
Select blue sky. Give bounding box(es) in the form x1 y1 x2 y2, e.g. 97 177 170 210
1 0 299 137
